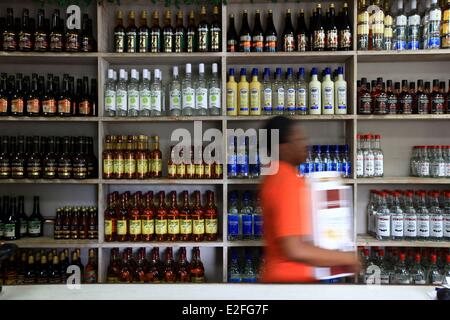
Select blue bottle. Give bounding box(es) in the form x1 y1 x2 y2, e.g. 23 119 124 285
240 191 254 240
227 191 240 241
322 145 333 171
253 194 263 240
341 144 351 178
313 145 324 172
227 136 238 178
237 137 249 178
228 248 242 283
248 136 260 178
242 249 257 283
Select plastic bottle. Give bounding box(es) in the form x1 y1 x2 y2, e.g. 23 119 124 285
334 67 347 115
238 68 249 116
226 68 238 116
309 67 321 115
249 68 261 116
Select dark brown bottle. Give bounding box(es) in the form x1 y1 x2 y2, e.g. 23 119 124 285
58 76 72 116
282 9 295 52
42 136 57 179
239 10 251 52
65 10 80 52
409 82 417 114
78 77 92 116
54 208 63 239
10 78 24 116
19 9 32 51
339 2 352 51
62 208 71 239
49 9 63 52
416 80 430 114
17 196 28 237
75 78 82 116
49 255 62 284
42 75 57 116
0 136 10 178
374 79 388 115
174 10 185 53
210 6 221 52
3 197 19 240
26 75 40 116
86 137 97 178
88 207 97 240
186 10 196 53
150 10 161 53
114 10 125 53
189 247 205 283
28 196 44 237
399 80 413 114
126 10 137 53
140 191 154 242
70 208 80 239
81 16 96 52
431 79 445 114
10 136 25 179
176 247 190 282
128 192 142 242
191 190 205 242
57 137 72 179
0 76 9 116
37 255 49 284
197 6 209 52
358 78 372 114
34 9 48 51
3 8 17 51
386 80 399 114
78 207 88 239
227 14 238 52
163 247 176 283
162 10 173 53
72 136 87 179
23 255 36 284
296 9 309 52
138 10 149 53
326 3 338 51
312 4 326 51
26 136 42 179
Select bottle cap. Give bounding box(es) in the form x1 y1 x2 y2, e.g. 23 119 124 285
107 69 114 79
375 134 381 139
311 68 318 75
276 67 282 75
212 63 218 73
199 63 205 74
325 67 331 75
142 69 150 80
263 68 270 76
131 69 138 79
337 67 344 75
240 68 247 76
251 68 258 76
287 67 293 76
154 69 161 80
172 66 178 77
186 63 192 74
298 67 305 76
229 68 235 76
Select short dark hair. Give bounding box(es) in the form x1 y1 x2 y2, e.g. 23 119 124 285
262 116 295 155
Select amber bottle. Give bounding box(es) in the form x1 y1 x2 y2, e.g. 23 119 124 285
179 190 192 241
103 135 114 179
113 136 125 179
135 135 149 179
176 247 190 282
191 191 205 242
155 191 168 241
167 191 180 241
163 247 176 283
204 191 218 241
141 191 154 241
189 247 205 283
167 146 177 179
128 192 142 242
150 136 162 178
117 194 129 242
185 146 195 179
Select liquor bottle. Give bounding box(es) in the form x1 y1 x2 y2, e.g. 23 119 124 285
389 192 404 240
249 68 261 116
133 248 147 283
204 191 218 241
126 69 139 117
36 254 49 284
409 253 427 284
192 191 205 242
126 10 137 53
123 136 135 179
228 248 242 282
227 14 238 52
237 68 249 116
137 69 151 116
357 0 369 50
150 69 163 116
83 249 97 283
181 64 194 116
11 136 25 179
334 67 347 115
322 67 334 115
394 0 407 51
239 10 251 53
369 0 384 51
23 254 36 284
240 191 254 240
309 68 321 115
283 9 295 52
176 247 190 282
167 191 180 242
162 10 173 53
252 10 264 52
195 63 208 116
81 15 95 52
57 76 72 116
128 193 142 242
210 6 221 52
3 197 19 240
114 10 125 53
313 4 326 51
383 1 393 50
260 68 272 115
173 10 185 53
295 68 307 115
33 9 48 52
443 0 450 49
186 10 196 53
17 196 28 238
42 75 56 116
141 191 154 241
150 135 162 177
10 77 24 116
429 191 444 240
65 10 80 52
3 8 17 51
242 250 257 283
56 137 71 179
416 191 430 240
399 80 413 114
416 80 430 114
106 248 120 283
0 137 10 179
138 10 149 53
19 9 32 51
113 136 124 179
285 68 296 115
41 137 56 178
162 247 177 282
428 0 442 49
326 4 338 51
189 247 205 283
26 136 41 178
339 3 352 51
391 253 411 284
79 77 92 116
208 63 221 116
155 191 168 241
49 9 63 52
197 6 209 52
226 68 238 116
134 135 147 179
428 253 443 284
273 68 285 115
116 70 127 117
373 135 384 177
116 194 128 242
27 196 43 237
407 0 421 50
431 79 445 114
264 10 277 52
296 9 309 52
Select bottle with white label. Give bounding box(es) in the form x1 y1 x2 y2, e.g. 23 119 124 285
296 67 308 115
249 68 261 116
372 134 384 177
182 63 195 116
427 0 442 49
422 0 431 49
195 63 208 116
363 134 375 178
273 68 285 115
407 0 421 50
430 146 446 178
208 63 221 116
416 192 430 240
238 68 249 116
116 69 128 117
321 67 334 115
376 192 391 240
390 192 404 240
139 69 151 117
104 68 117 117
394 0 407 51
334 67 347 115
168 66 181 116
226 68 238 116
403 191 417 240
429 191 444 241
284 68 296 115
309 67 321 115
262 68 272 115
356 134 364 178
127 69 140 117
444 191 450 241
150 69 163 116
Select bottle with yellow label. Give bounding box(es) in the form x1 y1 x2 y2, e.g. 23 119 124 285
249 68 261 116
191 190 205 242
226 68 237 116
150 135 162 178
238 68 249 116
155 191 168 241
117 194 129 242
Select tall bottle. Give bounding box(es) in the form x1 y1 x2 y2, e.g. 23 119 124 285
210 6 221 52
197 6 209 52
282 9 295 52
407 0 421 50
28 196 44 237
238 68 249 116
191 191 205 242
285 68 296 115
227 14 238 52
150 69 163 116
371 0 385 50
195 63 208 116
186 10 196 53
428 0 442 49
339 3 352 51
127 69 139 117
313 4 326 51
114 11 125 53
296 67 308 115
376 192 391 240
139 69 151 116
209 63 221 116
249 68 261 116
239 10 251 52
326 3 338 51
174 10 185 53
383 1 394 50
394 0 407 51
34 9 48 52
182 64 195 116
226 68 238 116
204 191 218 241
116 69 128 117
125 10 137 53
334 67 347 115
162 10 173 53
150 11 161 53
138 10 149 53
169 66 181 116
309 68 321 115
442 0 450 49
321 67 334 115
264 10 277 52
357 0 369 50
296 9 309 52
19 9 32 52
273 68 285 115
252 10 264 52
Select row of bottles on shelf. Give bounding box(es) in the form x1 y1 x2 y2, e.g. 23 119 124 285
227 136 261 179
228 248 264 283
104 190 218 243
410 146 450 178
359 247 450 285
0 136 98 180
367 189 450 241
356 134 384 178
0 8 96 52
358 78 450 115
299 144 352 178
114 6 221 53
54 207 98 240
0 196 43 240
106 247 205 283
104 64 221 117
228 4 353 52
357 0 450 51
227 190 263 241
226 67 348 116
0 248 97 285
0 73 97 117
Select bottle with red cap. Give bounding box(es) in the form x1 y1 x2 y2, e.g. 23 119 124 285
410 253 426 284
392 253 411 284
375 191 391 240
444 191 450 241
372 134 384 177
416 190 431 240
390 191 404 240
443 255 450 285
429 191 444 241
427 253 443 284
356 134 364 178
403 190 417 240
363 134 375 178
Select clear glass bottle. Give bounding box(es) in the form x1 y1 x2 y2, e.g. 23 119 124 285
227 191 239 241
444 191 450 241
390 192 404 240
429 191 444 241
208 63 221 116
273 68 285 115
427 253 443 284
392 253 411 284
284 67 296 115
104 69 116 117
373 134 384 177
182 63 195 116
262 68 273 115
367 190 378 237
228 248 242 282
403 191 417 240
394 0 407 51
407 0 421 50
116 69 128 117
239 191 253 240
341 144 352 178
410 146 419 176
411 253 427 284
419 146 430 177
383 1 394 50
356 134 364 178
127 69 139 117
195 63 208 116
422 0 431 49
139 69 151 117
150 69 163 117
241 249 257 283
416 191 430 241
313 145 324 172
295 67 308 115
427 0 442 49
357 0 369 50
363 134 375 178
371 0 385 50
430 146 446 178
169 66 181 117
376 192 391 240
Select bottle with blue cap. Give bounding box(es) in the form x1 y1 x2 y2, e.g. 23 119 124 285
240 191 254 240
313 145 324 172
285 67 296 115
238 68 249 116
227 191 240 241
249 68 261 116
309 68 321 115
273 67 285 115
322 145 333 171
296 67 308 115
322 67 334 115
262 68 272 115
334 67 347 115
227 135 238 178
226 68 237 116
341 144 351 178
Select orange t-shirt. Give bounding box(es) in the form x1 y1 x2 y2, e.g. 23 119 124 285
260 161 314 283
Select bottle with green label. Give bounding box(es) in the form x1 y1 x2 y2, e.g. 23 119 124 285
139 69 151 116
3 197 19 240
104 69 116 117
249 68 261 116
150 69 163 116
116 69 128 117
195 63 208 116
226 68 238 116
27 196 44 238
238 68 249 116
127 69 139 117
208 63 221 116
182 63 195 116
169 66 181 116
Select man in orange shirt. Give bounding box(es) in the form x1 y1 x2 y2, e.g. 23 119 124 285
261 116 360 283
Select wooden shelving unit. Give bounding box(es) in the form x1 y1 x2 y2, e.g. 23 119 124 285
1 0 450 285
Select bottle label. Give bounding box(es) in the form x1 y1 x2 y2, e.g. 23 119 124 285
214 163 222 177
142 219 154 235
296 87 307 112
323 86 334 111
444 216 450 238
253 214 263 236
124 158 136 175
417 96 429 114
138 88 151 111
276 88 285 111
209 87 221 109
431 98 445 114
326 30 338 50
226 88 236 112
20 221 27 235
28 220 41 235
195 88 208 109
194 164 204 177
127 89 139 111
104 220 112 235
297 33 308 51
79 100 91 115
211 27 220 51
404 215 417 237
283 34 295 52
264 35 277 52
151 90 162 112
205 218 218 234
363 154 375 176
193 219 205 235
339 29 352 49
150 31 160 52
126 32 136 52
419 162 430 176
250 87 260 111
151 159 162 175
286 88 295 111
374 155 384 176
168 163 177 177
263 88 272 112
0 98 8 113
177 219 191 235
138 31 149 52
11 99 24 114
239 35 251 52
186 31 195 52
177 163 186 177
182 88 195 109
239 88 249 111
313 30 325 50
376 214 390 237
136 158 148 175
417 215 430 237
116 89 127 112
227 39 238 52
430 215 443 238
43 162 57 178
65 33 79 51
173 31 184 52
3 224 16 238
155 219 168 235
252 35 264 52
2 31 16 50
115 219 127 235
310 87 320 111
228 214 239 237
242 214 252 237
359 95 372 114
114 31 125 52
58 99 71 114
163 31 173 52
391 214 404 237
431 162 446 177
113 158 124 176
198 27 209 51
19 32 32 50
168 219 180 235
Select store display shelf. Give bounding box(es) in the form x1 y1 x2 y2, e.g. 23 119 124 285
0 52 98 65
226 115 355 121
226 240 264 247
357 234 450 248
0 179 99 184
101 116 223 122
357 49 450 62
227 179 262 185
356 177 450 184
101 179 224 185
101 240 224 248
0 116 99 122
101 52 222 64
357 114 450 120
226 51 355 64
2 237 100 248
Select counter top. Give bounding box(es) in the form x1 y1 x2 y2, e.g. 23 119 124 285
0 284 437 300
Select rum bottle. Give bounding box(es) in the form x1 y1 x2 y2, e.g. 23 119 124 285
174 10 185 53
177 247 190 282
162 10 173 53
282 9 295 52
10 77 24 116
399 80 413 114
179 190 192 241
210 6 221 52
80 14 95 52
150 135 162 178
227 14 238 52
417 80 430 114
49 9 63 52
65 10 80 52
135 135 149 179
141 191 154 241
167 191 180 241
42 136 57 179
11 136 25 179
138 10 149 53
431 79 445 114
192 191 205 242
113 136 125 179
3 8 17 51
186 10 196 53
264 10 277 52
104 193 117 242
128 192 142 242
26 136 42 178
358 78 372 114
204 191 218 241
58 76 72 116
117 194 129 242
19 9 32 51
357 0 369 50
313 4 326 51
114 10 125 53
189 247 205 283
239 10 251 52
42 75 56 116
84 249 97 283
0 76 9 116
0 136 10 179
155 191 168 241
386 80 399 114
34 9 48 52
123 135 136 179
163 247 176 283
197 6 209 52
126 10 137 53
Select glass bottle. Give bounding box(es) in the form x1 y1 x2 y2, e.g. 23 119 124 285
357 0 370 50
174 10 185 53
264 10 277 52
429 191 444 241
150 69 163 116
191 190 205 242
252 10 264 52
392 253 411 284
394 0 407 50
116 194 129 242
431 79 445 114
204 191 218 241
403 191 418 240
295 68 308 115
197 6 209 52
19 9 32 52
25 136 41 179
428 0 442 49
34 9 48 52
428 253 443 284
273 68 285 115
49 9 63 52
195 63 208 116
155 191 167 241
407 0 421 50
104 193 117 242
227 14 238 52
128 192 142 242
141 191 154 241
442 0 450 49
150 135 162 178
313 4 326 51
150 10 161 53
167 191 180 242
114 10 125 53
383 1 394 50
399 80 413 114
376 192 391 240
189 247 205 283
162 10 173 53
339 3 352 51
167 67 182 117
416 80 430 114
326 4 338 51
417 191 430 240
127 69 139 117
182 63 195 116
125 10 137 53
28 196 43 237
209 63 221 116
372 134 384 177
239 10 251 53
210 6 221 52
116 69 128 117
282 9 295 52
186 10 196 53
139 69 151 116
177 247 190 282
390 192 404 240
138 10 149 53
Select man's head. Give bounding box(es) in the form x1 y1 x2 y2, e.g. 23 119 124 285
263 116 307 166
